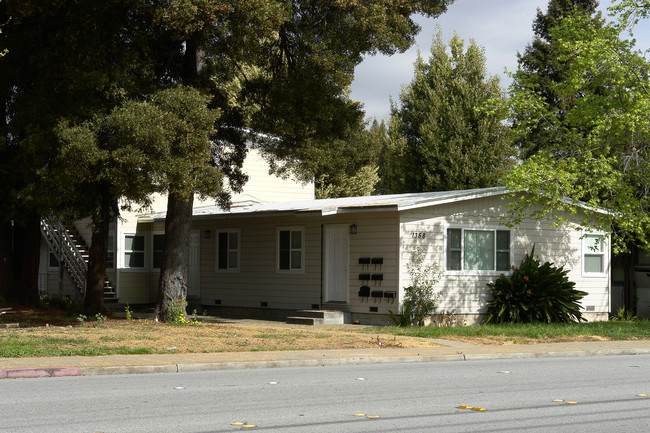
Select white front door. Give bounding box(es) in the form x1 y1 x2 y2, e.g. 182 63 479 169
187 231 200 299
324 224 349 303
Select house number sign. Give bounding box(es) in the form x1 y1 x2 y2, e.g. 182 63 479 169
410 232 426 239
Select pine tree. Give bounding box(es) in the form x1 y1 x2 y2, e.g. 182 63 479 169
512 0 602 158
383 30 514 193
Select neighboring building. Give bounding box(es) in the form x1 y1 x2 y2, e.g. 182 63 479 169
39 150 616 323
611 247 650 319
38 148 315 303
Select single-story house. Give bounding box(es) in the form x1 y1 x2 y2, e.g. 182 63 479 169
39 148 618 323
126 186 611 324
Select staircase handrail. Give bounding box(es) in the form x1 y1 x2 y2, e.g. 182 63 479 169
40 218 87 293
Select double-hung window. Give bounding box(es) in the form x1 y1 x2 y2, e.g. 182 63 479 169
106 235 115 269
278 227 304 272
48 249 60 269
583 234 606 275
447 228 511 272
217 229 240 271
124 234 145 268
153 234 165 269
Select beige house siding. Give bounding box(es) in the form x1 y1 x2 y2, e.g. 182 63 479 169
180 212 400 316
400 195 610 321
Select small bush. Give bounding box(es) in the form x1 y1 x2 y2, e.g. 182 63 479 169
167 300 189 324
484 247 587 324
610 306 638 321
389 247 441 326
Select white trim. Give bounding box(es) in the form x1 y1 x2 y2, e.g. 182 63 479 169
276 226 305 273
215 228 241 272
121 232 147 272
444 224 514 276
582 232 609 278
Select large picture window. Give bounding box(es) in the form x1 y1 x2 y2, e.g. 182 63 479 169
278 227 304 271
124 234 145 268
217 229 240 271
447 228 511 272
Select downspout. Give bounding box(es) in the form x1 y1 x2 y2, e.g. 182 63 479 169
320 223 324 308
115 198 121 300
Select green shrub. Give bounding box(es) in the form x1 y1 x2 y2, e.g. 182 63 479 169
483 247 587 324
167 300 189 324
610 306 638 321
389 247 441 326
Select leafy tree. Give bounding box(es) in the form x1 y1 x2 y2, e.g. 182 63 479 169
53 87 219 312
512 0 602 158
503 13 650 311
383 30 514 194
302 120 385 199
1 1 457 316
609 0 650 29
0 1 154 305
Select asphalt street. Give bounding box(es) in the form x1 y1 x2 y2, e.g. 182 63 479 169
1 355 648 432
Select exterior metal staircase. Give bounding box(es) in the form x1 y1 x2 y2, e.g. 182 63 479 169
40 219 116 301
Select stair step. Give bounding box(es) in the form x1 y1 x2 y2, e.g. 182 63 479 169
286 317 329 325
295 310 345 320
286 310 345 325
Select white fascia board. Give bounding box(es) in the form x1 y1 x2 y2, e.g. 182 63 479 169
321 205 398 215
396 187 509 211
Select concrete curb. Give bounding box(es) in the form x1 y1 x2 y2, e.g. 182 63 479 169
2 348 649 379
1 367 82 379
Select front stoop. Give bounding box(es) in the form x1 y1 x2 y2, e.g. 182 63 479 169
286 310 345 325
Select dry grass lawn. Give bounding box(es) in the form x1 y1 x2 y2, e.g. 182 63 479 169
1 306 442 356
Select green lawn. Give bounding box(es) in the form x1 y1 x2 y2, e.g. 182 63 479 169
370 321 650 340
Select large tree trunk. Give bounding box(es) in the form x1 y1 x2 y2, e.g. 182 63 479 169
0 220 14 301
155 191 194 321
11 213 41 306
84 206 111 313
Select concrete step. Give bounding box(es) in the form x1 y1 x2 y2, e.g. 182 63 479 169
286 310 345 325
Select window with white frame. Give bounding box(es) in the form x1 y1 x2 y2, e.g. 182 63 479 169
278 227 304 271
583 234 606 274
446 228 511 272
124 234 145 268
217 229 240 271
152 234 165 269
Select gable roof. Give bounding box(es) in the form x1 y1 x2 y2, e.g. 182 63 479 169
139 187 509 222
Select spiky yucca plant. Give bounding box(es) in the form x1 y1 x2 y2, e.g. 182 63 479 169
483 247 587 324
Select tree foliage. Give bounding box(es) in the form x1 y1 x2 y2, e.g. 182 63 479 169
382 30 514 193
505 12 650 254
512 0 602 159
307 120 385 198
0 1 457 313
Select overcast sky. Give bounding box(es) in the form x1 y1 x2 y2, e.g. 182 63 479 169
350 0 650 122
